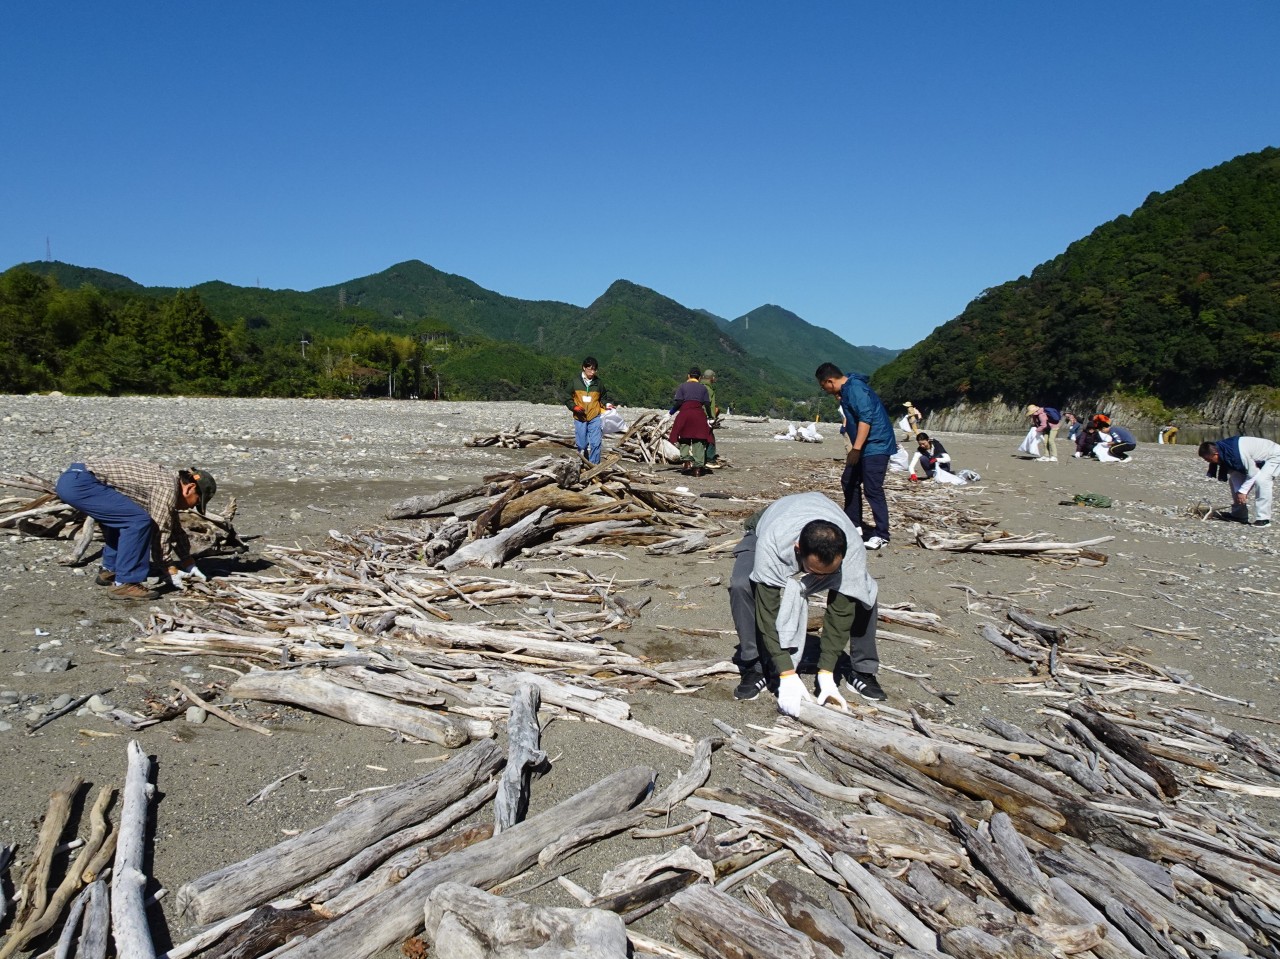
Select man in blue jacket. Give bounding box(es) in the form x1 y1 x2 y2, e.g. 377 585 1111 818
815 363 897 549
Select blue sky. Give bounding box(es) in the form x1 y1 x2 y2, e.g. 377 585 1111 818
3 3 1277 349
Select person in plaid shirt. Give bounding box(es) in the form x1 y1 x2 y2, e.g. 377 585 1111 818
54 460 217 601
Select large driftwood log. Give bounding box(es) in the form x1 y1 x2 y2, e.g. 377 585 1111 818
10 774 82 931
765 879 880 959
177 739 505 925
274 765 656 959
494 683 546 833
832 852 938 952
422 882 629 958
670 883 841 959
111 741 156 959
439 506 554 571
386 484 496 519
229 667 479 747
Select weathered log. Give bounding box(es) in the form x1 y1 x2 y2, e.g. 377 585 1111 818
0 784 116 959
499 485 609 526
438 506 554 571
386 484 495 519
422 882 629 958
177 739 504 925
9 774 82 932
299 780 498 905
111 740 156 959
274 764 656 959
982 716 1110 793
494 683 546 833
229 667 478 747
979 624 1044 663
1007 607 1072 646
1063 702 1180 798
203 906 331 959
51 882 91 959
670 882 841 959
832 852 939 952
79 879 111 959
765 879 881 959
537 737 713 869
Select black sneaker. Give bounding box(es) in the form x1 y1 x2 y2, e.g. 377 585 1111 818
734 671 768 701
844 671 887 702
1255 519 1272 527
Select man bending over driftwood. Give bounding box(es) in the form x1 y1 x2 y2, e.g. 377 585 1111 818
55 460 217 600
729 491 885 712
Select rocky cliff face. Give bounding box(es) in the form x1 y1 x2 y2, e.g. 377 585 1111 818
918 391 1280 438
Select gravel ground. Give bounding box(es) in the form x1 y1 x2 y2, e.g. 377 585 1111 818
1 394 1279 956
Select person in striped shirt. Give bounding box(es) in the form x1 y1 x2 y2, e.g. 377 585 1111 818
55 460 217 600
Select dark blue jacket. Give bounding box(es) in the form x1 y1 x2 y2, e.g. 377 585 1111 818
838 373 896 457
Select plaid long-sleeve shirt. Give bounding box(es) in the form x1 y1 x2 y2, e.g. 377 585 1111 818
82 459 192 565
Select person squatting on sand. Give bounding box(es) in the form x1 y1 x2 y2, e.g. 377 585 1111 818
1199 436 1280 527
568 356 607 465
669 367 715 476
909 432 952 479
1026 404 1061 461
816 362 895 551
54 460 216 601
729 492 885 711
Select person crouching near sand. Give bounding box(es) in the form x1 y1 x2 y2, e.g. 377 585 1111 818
908 432 952 479
728 492 885 712
1199 437 1280 527
55 460 216 600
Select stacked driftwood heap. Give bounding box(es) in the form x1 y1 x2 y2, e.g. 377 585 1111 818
13 660 1280 959
0 471 246 566
382 453 725 563
464 411 682 465
10 462 1280 957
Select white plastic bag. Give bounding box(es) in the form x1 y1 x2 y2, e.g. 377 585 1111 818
1017 427 1040 457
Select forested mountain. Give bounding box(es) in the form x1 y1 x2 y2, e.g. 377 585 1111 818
872 146 1280 411
719 305 900 382
2 259 866 413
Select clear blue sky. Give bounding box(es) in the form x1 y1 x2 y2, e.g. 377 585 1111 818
3 2 1277 349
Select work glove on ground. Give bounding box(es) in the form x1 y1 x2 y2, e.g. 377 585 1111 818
815 670 849 711
776 672 813 718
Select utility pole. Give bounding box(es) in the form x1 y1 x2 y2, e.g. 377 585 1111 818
300 338 309 358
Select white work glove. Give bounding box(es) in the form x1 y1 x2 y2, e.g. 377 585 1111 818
815 671 849 711
168 564 208 589
776 672 813 718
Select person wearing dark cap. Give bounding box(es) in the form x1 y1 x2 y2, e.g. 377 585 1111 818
54 460 217 600
702 369 722 469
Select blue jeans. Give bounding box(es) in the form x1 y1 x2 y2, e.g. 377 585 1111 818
841 453 890 541
55 464 155 584
574 416 603 464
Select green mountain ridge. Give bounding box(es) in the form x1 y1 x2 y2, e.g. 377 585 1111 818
721 305 900 383
871 146 1280 414
4 258 890 413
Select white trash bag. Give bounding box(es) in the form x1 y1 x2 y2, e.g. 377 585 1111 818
1017 427 1041 458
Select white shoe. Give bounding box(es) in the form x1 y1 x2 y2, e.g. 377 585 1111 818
1035 456 1049 461
864 536 888 551
1047 456 1057 462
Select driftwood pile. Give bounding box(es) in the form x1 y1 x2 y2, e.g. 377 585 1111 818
465 425 576 451
12 671 1280 959
384 453 725 564
0 471 246 566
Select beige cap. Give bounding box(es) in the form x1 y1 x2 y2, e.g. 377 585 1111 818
1026 404 1040 416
